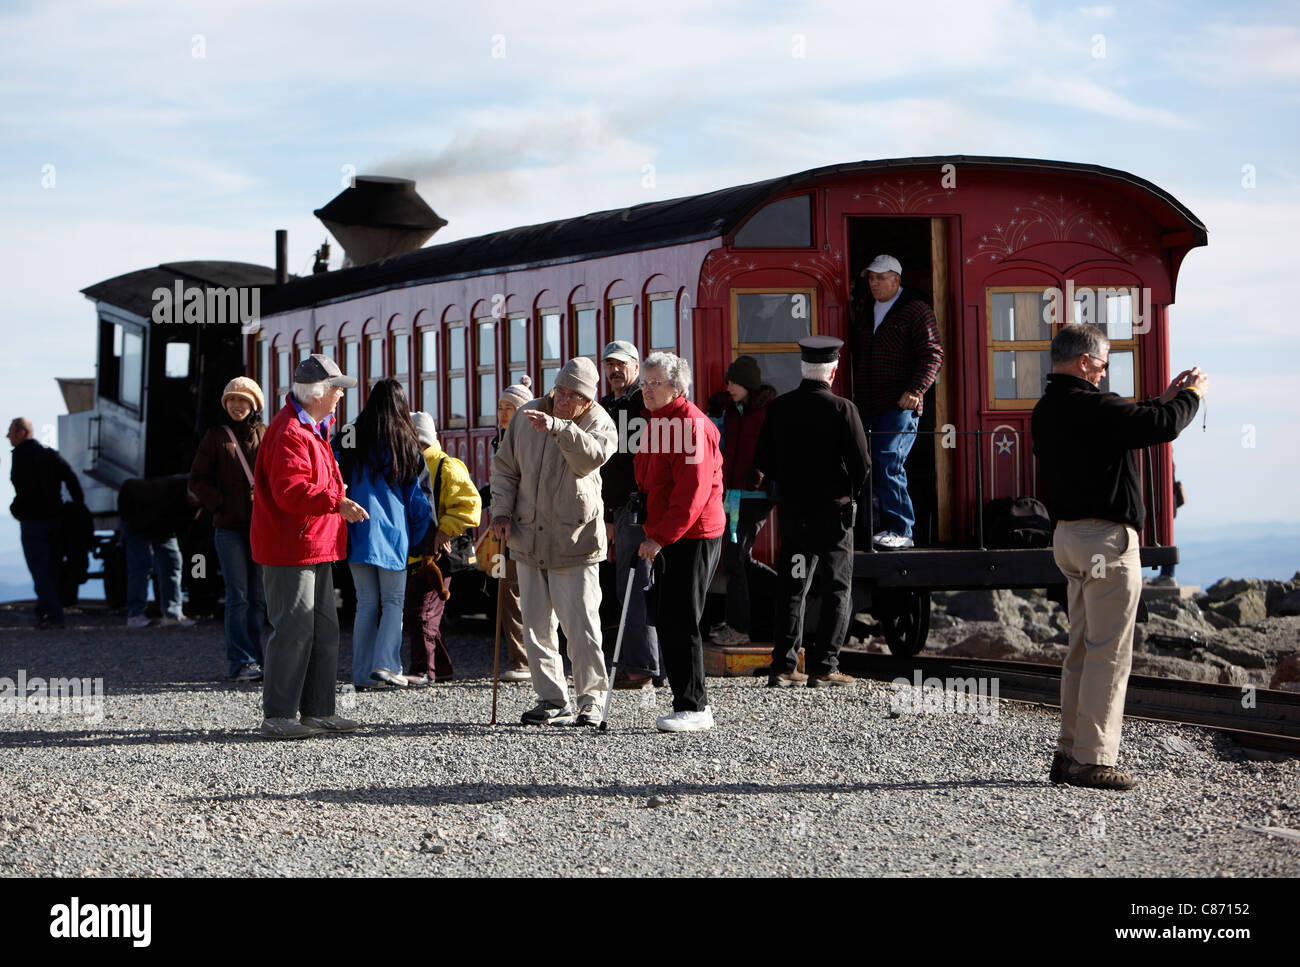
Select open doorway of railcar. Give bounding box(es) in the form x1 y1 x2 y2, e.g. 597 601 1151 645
846 215 953 547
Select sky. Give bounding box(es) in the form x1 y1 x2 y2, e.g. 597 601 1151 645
0 0 1298 585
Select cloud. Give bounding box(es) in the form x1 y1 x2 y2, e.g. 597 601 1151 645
1163 22 1300 85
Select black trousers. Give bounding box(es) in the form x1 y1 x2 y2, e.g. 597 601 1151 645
652 536 722 712
770 521 854 675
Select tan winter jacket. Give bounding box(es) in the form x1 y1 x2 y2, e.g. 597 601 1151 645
490 394 617 570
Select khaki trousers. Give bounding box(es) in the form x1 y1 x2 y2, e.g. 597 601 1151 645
1052 519 1142 766
517 562 609 709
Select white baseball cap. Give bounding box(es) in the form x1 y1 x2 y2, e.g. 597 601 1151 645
867 254 902 276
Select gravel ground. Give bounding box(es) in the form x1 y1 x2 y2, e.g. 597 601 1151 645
1 601 1297 878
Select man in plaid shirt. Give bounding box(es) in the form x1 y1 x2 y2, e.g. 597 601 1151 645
850 255 943 549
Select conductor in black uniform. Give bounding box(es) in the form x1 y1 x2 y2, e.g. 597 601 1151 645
752 337 870 687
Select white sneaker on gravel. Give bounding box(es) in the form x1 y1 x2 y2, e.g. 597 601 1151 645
159 613 196 628
499 668 532 682
656 706 714 732
125 615 153 629
872 531 914 550
371 669 408 687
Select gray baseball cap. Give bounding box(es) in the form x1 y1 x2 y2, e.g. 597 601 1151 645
293 353 357 388
602 340 638 363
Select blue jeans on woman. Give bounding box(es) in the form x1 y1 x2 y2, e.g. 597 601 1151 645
124 522 182 618
214 527 265 677
870 408 920 539
349 562 408 686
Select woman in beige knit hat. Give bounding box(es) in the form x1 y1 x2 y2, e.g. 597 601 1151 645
189 376 268 682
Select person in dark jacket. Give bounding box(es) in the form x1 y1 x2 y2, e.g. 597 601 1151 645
850 254 943 550
118 474 195 630
189 377 267 681
599 339 663 689
1032 324 1205 791
708 355 775 646
635 351 725 732
8 417 85 627
753 337 870 688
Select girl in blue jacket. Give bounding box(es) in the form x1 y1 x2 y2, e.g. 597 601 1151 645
338 379 434 688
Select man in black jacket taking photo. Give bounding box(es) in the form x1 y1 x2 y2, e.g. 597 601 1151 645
8 417 85 628
1032 324 1206 791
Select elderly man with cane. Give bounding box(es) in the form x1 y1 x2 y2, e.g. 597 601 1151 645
490 357 617 727
252 354 369 739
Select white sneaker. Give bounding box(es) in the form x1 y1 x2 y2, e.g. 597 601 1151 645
159 613 196 628
125 614 153 630
656 706 714 732
872 532 914 550
499 667 532 682
371 669 408 687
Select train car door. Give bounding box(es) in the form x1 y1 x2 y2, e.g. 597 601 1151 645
846 216 954 544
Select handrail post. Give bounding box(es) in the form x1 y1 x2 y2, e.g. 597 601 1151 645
974 429 985 550
865 428 876 553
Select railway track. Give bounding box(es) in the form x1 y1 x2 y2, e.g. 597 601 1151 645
835 651 1300 756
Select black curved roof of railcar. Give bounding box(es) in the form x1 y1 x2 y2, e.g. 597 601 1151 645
81 261 279 320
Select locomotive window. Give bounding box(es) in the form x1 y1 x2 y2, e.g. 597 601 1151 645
574 307 597 358
297 345 310 363
97 319 122 405
476 320 496 424
508 315 528 381
343 341 359 422
120 328 143 410
164 341 190 379
733 194 813 248
733 290 815 344
391 332 409 402
367 336 383 389
418 328 438 425
277 350 290 409
648 295 675 350
986 285 1138 408
993 350 1051 401
990 292 1052 342
446 325 466 429
318 343 335 362
539 311 561 394
609 301 634 345
1072 287 1135 341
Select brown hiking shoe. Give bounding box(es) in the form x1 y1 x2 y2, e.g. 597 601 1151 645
807 671 856 688
1066 763 1135 791
766 670 809 687
614 670 653 690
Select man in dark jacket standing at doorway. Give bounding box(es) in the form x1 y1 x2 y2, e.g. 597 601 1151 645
1032 323 1205 790
753 337 870 688
8 418 85 627
851 254 943 550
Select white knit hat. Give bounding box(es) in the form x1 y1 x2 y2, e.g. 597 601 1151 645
410 411 438 448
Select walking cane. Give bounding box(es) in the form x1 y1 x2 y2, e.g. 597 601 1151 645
490 544 508 726
598 567 638 733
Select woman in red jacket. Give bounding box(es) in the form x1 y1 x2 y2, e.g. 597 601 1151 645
635 351 725 733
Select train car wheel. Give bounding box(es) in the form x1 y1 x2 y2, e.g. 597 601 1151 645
878 590 930 657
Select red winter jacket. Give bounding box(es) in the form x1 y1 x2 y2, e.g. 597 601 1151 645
250 397 347 566
634 394 725 547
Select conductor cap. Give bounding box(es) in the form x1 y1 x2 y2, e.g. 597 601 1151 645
798 336 842 364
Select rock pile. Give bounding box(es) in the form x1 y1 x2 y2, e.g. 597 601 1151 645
921 574 1300 688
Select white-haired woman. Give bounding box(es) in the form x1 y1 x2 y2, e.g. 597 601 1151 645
634 351 725 732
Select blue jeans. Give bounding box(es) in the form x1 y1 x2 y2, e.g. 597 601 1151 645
870 408 920 538
349 562 408 685
20 518 63 623
214 527 265 676
124 523 182 618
